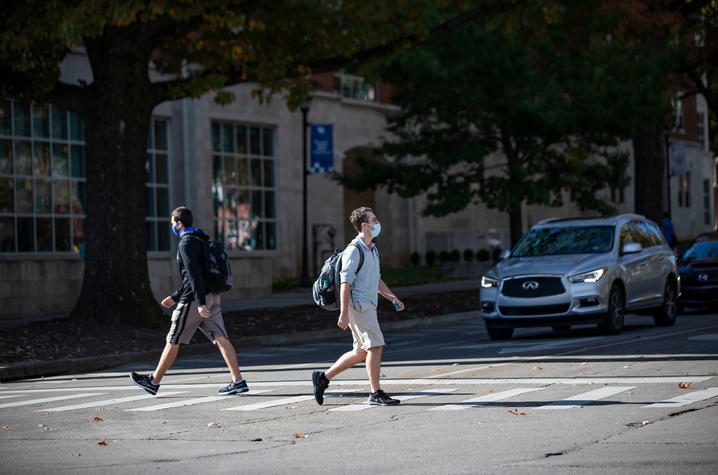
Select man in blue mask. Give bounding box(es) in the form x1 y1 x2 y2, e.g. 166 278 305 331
312 207 405 406
130 206 248 396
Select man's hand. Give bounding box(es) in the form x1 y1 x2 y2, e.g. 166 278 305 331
198 305 211 319
161 296 175 309
392 298 405 312
337 311 349 330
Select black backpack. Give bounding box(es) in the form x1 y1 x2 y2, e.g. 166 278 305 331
312 243 364 311
204 240 233 294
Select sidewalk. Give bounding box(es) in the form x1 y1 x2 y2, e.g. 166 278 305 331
0 279 481 381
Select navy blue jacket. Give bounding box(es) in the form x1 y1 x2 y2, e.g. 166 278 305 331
171 228 209 306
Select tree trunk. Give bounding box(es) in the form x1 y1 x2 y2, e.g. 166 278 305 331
71 29 164 325
632 120 666 224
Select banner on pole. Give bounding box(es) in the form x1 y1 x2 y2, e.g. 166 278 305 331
310 124 333 173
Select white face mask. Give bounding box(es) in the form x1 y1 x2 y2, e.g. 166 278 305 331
370 222 381 238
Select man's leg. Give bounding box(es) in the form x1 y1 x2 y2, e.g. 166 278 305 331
325 349 367 380
152 342 180 384
215 335 243 382
366 346 383 393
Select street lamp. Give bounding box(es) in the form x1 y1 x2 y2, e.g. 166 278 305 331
664 132 672 221
299 98 311 288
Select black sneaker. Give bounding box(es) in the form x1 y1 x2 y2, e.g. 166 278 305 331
218 380 249 395
312 371 329 405
368 389 400 406
130 372 159 395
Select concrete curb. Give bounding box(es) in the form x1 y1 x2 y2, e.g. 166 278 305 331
0 311 479 382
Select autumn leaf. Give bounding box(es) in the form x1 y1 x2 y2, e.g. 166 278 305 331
580 362 588 366
534 366 542 370
295 433 307 438
97 441 107 446
92 417 102 422
508 408 526 416
2 426 11 431
678 382 692 389
207 422 220 428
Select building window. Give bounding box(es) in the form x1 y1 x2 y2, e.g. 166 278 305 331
211 122 277 251
146 118 171 251
697 112 706 149
672 95 684 132
0 100 86 254
333 73 378 102
704 179 711 226
677 171 690 208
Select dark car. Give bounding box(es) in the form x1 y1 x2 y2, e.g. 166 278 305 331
678 232 718 312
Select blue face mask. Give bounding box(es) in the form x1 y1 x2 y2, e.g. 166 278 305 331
171 222 181 237
370 222 381 238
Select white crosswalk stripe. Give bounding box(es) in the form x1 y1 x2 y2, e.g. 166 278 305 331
0 395 25 400
0 393 106 409
330 388 458 412
643 387 718 408
224 390 360 411
430 387 544 411
126 390 273 412
40 391 188 412
536 386 635 410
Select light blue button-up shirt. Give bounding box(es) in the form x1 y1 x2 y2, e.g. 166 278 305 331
339 236 381 309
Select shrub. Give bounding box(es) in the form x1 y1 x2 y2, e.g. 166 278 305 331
476 248 490 261
438 251 451 263
463 249 474 262
450 249 461 262
410 252 421 267
425 250 437 266
492 247 503 261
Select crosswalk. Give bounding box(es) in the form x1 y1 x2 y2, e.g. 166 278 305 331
0 377 716 414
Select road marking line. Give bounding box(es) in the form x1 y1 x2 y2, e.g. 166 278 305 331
688 334 718 341
0 395 24 400
536 386 635 410
224 390 361 411
643 387 718 408
126 390 273 412
330 388 458 412
39 391 188 412
430 387 544 411
0 393 106 409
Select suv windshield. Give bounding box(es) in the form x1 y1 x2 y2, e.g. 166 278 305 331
511 225 615 257
681 241 718 262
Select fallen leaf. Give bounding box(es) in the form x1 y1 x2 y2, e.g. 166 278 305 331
97 441 107 446
380 374 386 377
251 438 262 442
678 382 692 389
440 375 451 379
72 453 81 457
452 363 459 366
623 365 630 369
642 420 650 425
207 422 220 428
508 409 526 416
295 433 306 438
2 426 11 431
92 417 102 422
534 366 542 371
580 362 588 366
578 372 585 376
430 368 441 373
488 389 493 393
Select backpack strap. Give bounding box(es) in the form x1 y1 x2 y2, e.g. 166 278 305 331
348 243 364 274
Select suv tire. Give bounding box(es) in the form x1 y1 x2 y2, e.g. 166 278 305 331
486 326 513 340
653 279 678 326
599 283 625 335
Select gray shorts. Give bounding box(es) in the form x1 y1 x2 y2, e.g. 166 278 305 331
348 300 385 352
166 293 229 345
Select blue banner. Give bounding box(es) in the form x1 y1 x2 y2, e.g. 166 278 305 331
310 124 333 173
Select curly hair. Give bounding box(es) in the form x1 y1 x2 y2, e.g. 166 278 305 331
349 207 374 233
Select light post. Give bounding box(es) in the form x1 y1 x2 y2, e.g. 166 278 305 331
664 132 672 220
299 99 311 288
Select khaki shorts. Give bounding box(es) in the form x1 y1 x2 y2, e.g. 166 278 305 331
166 293 229 345
348 300 385 352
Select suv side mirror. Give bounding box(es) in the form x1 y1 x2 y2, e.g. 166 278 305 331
621 242 642 255
499 249 511 261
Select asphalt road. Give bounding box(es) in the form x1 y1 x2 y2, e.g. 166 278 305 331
1 309 717 474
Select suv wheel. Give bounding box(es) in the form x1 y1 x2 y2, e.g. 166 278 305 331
599 283 624 335
653 279 678 326
486 326 513 340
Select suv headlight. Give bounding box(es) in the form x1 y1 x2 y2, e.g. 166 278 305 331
568 268 606 284
481 276 500 288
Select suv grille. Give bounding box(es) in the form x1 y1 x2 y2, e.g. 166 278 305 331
501 277 565 297
499 303 570 316
684 267 718 285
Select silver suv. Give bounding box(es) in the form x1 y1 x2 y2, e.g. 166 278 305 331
480 214 679 340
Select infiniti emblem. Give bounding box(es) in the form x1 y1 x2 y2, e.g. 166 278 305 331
522 281 540 290
698 273 709 282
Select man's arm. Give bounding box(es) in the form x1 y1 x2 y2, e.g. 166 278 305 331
378 279 405 311
337 282 352 330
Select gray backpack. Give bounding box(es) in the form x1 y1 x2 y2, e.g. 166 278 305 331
312 244 364 311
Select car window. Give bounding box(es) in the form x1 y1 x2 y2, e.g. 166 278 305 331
511 226 614 257
619 223 636 247
644 221 666 246
630 221 654 248
682 241 718 262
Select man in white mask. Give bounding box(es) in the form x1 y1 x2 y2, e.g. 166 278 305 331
312 207 405 406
